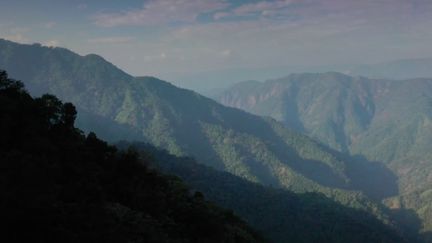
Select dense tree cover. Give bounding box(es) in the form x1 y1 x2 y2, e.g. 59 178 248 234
0 39 396 219
0 71 264 243
216 72 432 239
115 142 407 243
385 189 432 242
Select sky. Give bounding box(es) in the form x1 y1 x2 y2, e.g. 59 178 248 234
1 0 432 88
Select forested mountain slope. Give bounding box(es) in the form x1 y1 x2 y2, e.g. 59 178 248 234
117 142 406 243
216 72 432 238
0 39 395 205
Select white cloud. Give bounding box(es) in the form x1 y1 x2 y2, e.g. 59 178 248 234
93 0 229 27
43 39 60 47
234 0 294 15
87 36 135 44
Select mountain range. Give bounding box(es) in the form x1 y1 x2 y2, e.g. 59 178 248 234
0 39 388 196
0 39 425 241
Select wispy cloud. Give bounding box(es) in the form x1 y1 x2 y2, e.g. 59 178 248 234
43 39 60 47
212 0 432 24
157 0 432 71
234 0 295 16
6 0 428 77
87 36 135 44
93 0 229 27
83 0 432 76
213 0 305 20
0 27 30 43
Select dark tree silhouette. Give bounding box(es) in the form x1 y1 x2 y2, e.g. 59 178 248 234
62 102 77 128
0 70 264 243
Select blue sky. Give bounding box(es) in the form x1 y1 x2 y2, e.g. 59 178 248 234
1 0 432 85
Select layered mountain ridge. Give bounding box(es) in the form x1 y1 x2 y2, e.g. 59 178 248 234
0 39 419 241
216 71 432 238
0 39 381 195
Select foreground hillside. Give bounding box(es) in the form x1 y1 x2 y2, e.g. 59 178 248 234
118 142 406 243
216 72 432 238
0 71 264 243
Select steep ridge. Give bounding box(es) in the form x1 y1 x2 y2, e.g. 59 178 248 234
216 72 432 194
